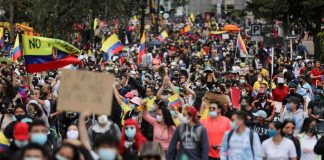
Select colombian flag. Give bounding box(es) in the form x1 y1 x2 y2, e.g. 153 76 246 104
168 94 181 108
236 33 247 54
157 31 168 42
22 35 82 73
12 36 22 62
180 25 191 35
101 34 123 54
0 27 3 47
138 32 146 63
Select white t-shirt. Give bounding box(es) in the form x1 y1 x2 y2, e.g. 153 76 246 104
261 137 297 160
298 134 320 160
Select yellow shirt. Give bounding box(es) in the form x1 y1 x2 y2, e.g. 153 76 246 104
253 80 269 91
121 102 131 125
200 107 210 120
173 117 181 127
144 96 156 111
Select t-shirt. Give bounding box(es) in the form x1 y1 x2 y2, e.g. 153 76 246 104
310 68 322 85
261 137 297 160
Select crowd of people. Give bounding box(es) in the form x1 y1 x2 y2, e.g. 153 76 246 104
0 15 323 160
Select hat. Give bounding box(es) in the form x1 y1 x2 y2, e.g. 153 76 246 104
14 122 29 141
186 106 198 123
288 83 298 89
124 92 135 98
287 96 300 105
130 90 139 97
252 110 268 119
130 97 141 106
277 78 285 84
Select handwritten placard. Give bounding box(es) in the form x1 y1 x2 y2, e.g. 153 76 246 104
57 70 113 115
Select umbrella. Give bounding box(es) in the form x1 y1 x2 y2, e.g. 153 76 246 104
223 24 240 31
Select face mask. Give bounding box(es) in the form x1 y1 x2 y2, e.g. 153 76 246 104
286 103 292 111
308 127 317 134
171 66 175 69
31 133 47 145
170 110 176 116
123 98 129 104
278 83 284 87
67 130 79 140
156 115 163 123
155 86 159 90
98 148 117 160
239 79 245 84
98 115 109 125
195 82 201 86
179 116 190 124
15 115 26 121
150 105 156 111
257 77 262 82
24 157 41 160
230 121 239 130
125 127 136 139
15 140 28 148
209 111 217 117
267 129 277 137
130 104 136 110
55 154 68 160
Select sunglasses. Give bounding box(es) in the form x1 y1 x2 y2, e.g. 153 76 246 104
125 126 135 130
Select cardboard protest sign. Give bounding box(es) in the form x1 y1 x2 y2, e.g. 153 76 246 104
57 70 113 115
205 92 231 105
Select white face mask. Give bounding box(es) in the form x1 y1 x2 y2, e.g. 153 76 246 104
156 115 163 123
179 115 190 124
67 130 79 140
98 115 108 125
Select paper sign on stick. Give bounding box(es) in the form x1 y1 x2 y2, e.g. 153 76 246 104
57 70 113 115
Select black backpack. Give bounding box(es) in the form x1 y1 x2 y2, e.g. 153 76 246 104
227 129 255 159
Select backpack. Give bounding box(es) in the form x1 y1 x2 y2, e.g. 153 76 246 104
227 129 255 159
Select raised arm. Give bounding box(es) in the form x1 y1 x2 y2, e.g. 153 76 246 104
183 83 196 100
78 112 92 150
157 80 168 101
113 83 123 106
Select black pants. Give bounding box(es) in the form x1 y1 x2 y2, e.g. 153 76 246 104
208 157 220 160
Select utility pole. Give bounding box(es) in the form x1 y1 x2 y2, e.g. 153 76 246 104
155 0 160 34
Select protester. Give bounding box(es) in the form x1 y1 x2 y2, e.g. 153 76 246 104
201 103 231 160
261 121 297 160
167 106 209 160
282 120 302 160
220 111 262 160
297 118 321 160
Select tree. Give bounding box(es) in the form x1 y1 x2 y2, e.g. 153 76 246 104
246 0 324 60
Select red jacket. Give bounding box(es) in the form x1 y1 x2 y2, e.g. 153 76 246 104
272 85 289 102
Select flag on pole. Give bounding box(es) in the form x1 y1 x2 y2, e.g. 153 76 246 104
168 94 181 108
93 18 99 30
12 36 22 62
101 34 123 54
157 31 168 42
22 35 82 73
236 33 247 54
180 25 191 35
0 27 3 47
138 32 146 63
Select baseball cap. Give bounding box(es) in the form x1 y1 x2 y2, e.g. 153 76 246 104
277 78 285 84
252 110 268 119
14 122 29 141
124 92 134 98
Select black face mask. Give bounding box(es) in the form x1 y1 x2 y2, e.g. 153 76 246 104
15 115 26 121
308 127 317 134
259 95 266 101
278 83 284 87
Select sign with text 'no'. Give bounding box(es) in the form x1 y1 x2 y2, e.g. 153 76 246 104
57 70 113 115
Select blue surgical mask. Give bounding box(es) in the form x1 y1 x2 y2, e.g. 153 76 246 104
14 140 28 148
24 157 41 160
123 98 129 104
125 128 136 139
98 148 117 160
286 103 292 111
130 104 136 110
170 110 176 117
267 129 277 137
230 121 238 130
209 111 218 117
239 79 245 84
55 154 68 160
31 133 47 145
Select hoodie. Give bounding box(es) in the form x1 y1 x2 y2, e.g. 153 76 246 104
166 122 209 160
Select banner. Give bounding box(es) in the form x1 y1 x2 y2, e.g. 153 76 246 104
22 34 81 56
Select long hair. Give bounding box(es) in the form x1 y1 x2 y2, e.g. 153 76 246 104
300 118 316 134
160 107 175 128
53 142 80 160
119 119 147 154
